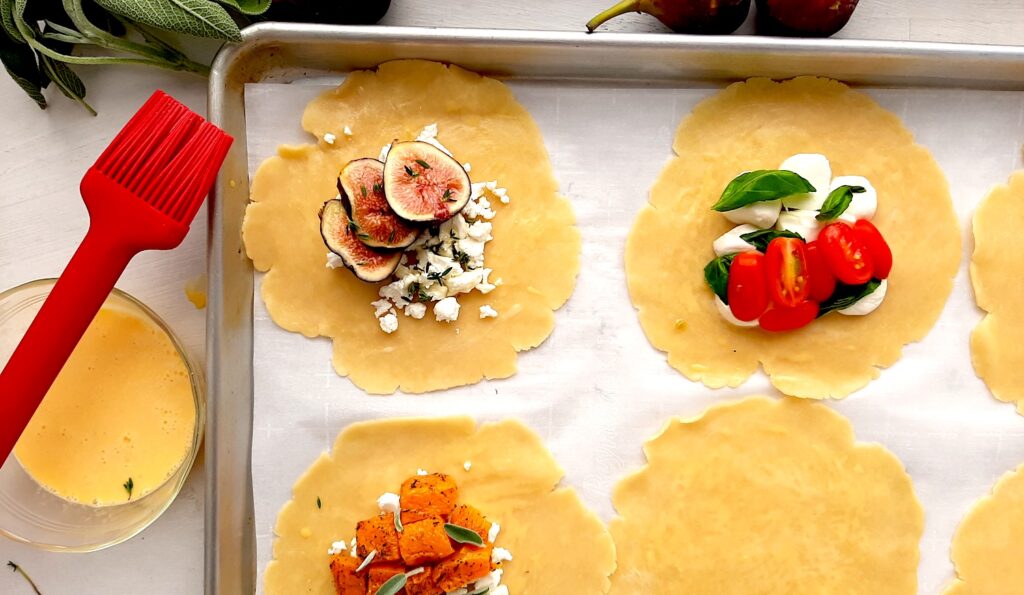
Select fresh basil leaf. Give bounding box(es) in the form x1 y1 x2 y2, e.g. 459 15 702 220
712 170 816 212
738 229 804 253
374 573 407 595
93 0 241 41
444 523 484 547
211 0 269 15
0 36 44 108
818 279 881 317
816 185 865 221
703 253 736 305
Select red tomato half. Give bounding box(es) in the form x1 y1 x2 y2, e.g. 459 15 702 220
853 219 893 279
765 237 811 308
804 241 837 303
759 301 820 333
818 222 874 285
727 252 769 322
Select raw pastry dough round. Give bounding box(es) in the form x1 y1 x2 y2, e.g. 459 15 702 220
625 77 960 399
609 396 924 594
264 417 616 594
243 60 580 394
944 465 1024 595
971 172 1024 415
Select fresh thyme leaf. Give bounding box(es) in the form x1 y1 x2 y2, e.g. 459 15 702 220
7 562 41 595
444 523 484 547
404 165 418 178
357 232 371 241
442 188 454 201
703 254 736 304
316 497 321 509
360 185 367 198
427 267 452 282
373 182 383 194
374 573 407 595
123 477 134 500
347 220 360 233
816 185 865 221
818 279 882 317
388 229 396 244
415 159 431 169
738 229 804 252
712 170 816 212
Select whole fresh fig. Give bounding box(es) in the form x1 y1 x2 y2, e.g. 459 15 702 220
755 0 859 37
586 0 751 34
264 0 391 25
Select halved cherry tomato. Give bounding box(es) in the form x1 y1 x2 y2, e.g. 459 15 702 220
764 237 810 308
853 219 893 279
818 221 874 285
804 241 837 303
759 300 820 333
727 252 769 322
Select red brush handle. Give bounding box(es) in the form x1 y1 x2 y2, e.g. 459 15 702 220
0 229 135 461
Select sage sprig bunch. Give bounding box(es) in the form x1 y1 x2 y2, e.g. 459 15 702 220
0 0 269 113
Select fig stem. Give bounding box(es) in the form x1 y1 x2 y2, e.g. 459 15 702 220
586 0 642 32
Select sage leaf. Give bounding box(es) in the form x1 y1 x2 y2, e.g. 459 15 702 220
703 253 736 305
1 0 21 42
712 170 816 212
739 229 804 253
818 279 881 317
393 512 403 533
816 185 865 221
0 36 45 108
212 0 269 15
444 523 484 547
93 0 241 41
41 55 95 115
374 574 407 595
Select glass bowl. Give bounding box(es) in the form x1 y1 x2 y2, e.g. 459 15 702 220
0 279 205 552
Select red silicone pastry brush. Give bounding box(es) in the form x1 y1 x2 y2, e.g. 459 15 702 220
0 90 232 462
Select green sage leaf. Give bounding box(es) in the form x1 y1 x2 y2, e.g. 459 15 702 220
93 0 241 41
703 253 736 305
817 279 881 317
374 573 407 595
738 229 804 253
41 55 95 115
0 35 44 108
212 0 269 15
712 170 815 212
444 523 484 547
1 0 21 42
816 185 865 221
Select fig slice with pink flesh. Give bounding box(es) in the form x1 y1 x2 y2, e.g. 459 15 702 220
319 199 401 283
338 158 420 249
382 141 471 223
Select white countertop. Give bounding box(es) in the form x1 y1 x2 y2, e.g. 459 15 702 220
0 1 1021 593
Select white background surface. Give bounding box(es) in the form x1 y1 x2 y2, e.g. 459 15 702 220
1 1 1024 593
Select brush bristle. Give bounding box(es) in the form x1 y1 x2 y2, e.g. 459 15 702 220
93 90 233 225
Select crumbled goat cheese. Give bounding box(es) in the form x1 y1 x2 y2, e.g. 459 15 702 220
327 539 348 555
491 547 513 564
463 461 472 471
323 133 336 145
404 302 426 319
326 252 345 269
377 492 400 514
371 299 393 318
416 468 428 476
343 126 353 136
378 311 399 334
479 305 498 319
487 522 500 543
434 296 461 322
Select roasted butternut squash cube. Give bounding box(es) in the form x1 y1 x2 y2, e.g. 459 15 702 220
400 473 458 523
433 546 493 592
366 562 405 594
398 517 454 566
404 566 438 595
329 554 365 595
356 513 401 562
448 505 491 542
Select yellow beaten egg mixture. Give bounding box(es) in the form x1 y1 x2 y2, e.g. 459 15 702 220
13 304 196 506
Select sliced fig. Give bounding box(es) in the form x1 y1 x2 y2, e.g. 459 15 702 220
337 158 420 249
382 141 471 223
319 199 401 283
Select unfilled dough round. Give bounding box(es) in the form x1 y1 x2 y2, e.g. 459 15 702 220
625 77 960 399
243 60 580 394
971 172 1024 415
944 465 1024 595
264 417 616 594
609 396 924 594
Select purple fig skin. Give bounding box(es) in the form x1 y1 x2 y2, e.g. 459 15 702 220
755 0 859 37
587 0 751 34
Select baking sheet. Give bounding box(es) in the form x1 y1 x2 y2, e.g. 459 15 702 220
244 78 1024 594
